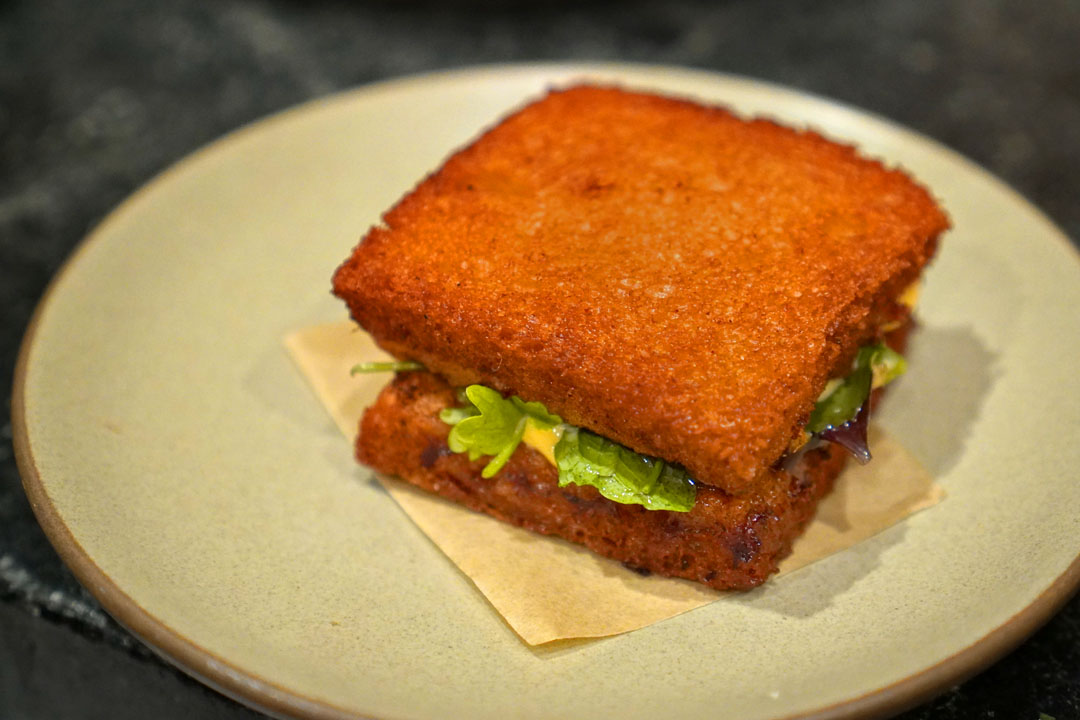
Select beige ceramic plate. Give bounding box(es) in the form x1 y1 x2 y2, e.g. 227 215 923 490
14 64 1080 720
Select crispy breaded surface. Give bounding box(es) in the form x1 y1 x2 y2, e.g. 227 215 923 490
358 371 846 591
334 85 948 494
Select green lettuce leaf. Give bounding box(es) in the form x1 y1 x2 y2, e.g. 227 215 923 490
807 343 906 433
553 427 696 512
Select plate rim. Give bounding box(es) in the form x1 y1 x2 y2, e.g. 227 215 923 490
11 60 1080 720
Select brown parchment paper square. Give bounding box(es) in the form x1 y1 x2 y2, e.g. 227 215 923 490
285 322 943 645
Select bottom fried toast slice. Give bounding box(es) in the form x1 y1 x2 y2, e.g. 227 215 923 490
357 371 847 591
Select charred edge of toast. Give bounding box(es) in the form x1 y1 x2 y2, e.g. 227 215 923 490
356 371 847 591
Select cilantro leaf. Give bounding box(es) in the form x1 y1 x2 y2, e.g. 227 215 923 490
554 427 696 512
442 385 563 479
438 405 479 425
350 360 425 375
509 396 562 429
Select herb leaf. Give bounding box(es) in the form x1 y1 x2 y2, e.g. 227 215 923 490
869 344 906 387
350 360 425 375
446 386 524 476
439 386 695 511
441 385 564 479
554 427 696 512
438 405 479 425
807 361 872 433
509 396 562 429
807 343 906 433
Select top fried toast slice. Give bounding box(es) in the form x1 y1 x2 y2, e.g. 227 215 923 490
333 85 948 495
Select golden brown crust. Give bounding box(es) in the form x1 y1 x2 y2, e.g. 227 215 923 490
358 371 847 591
334 85 948 495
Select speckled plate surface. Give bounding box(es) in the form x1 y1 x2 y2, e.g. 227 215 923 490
13 64 1080 720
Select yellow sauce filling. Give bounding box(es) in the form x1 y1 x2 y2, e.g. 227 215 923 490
522 423 564 466
898 280 921 309
881 279 922 333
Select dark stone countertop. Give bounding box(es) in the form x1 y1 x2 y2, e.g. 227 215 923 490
1 1 1077 718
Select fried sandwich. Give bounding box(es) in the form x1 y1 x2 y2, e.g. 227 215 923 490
332 85 948 590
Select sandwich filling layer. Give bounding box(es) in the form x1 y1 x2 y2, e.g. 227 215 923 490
431 340 906 512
